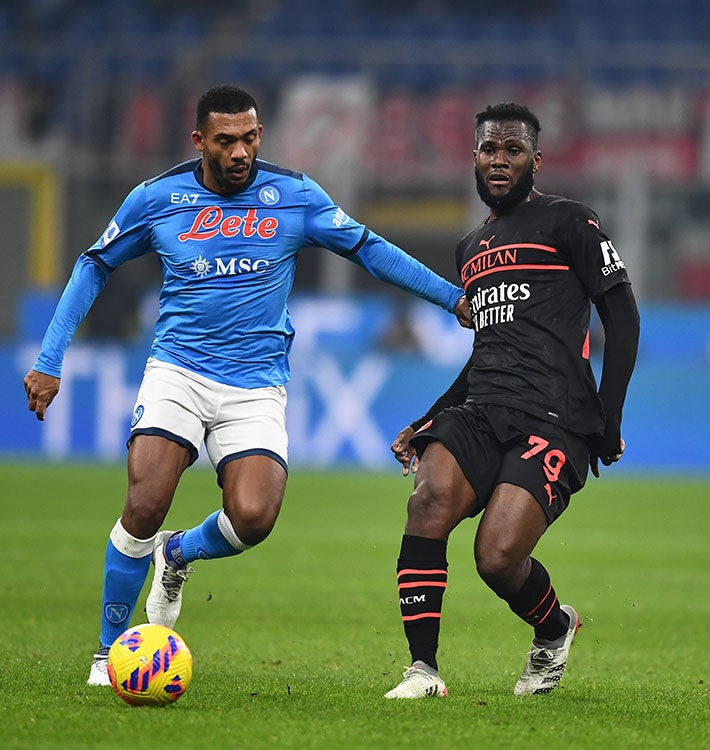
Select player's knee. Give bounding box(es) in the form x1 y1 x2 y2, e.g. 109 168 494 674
124 480 175 537
407 481 437 519
475 543 523 595
406 479 458 534
121 503 165 539
224 500 278 546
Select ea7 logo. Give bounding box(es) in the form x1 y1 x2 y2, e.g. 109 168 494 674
400 594 426 605
171 193 199 204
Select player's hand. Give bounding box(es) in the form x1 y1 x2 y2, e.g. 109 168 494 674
391 425 419 477
24 369 60 421
453 294 473 329
589 436 625 478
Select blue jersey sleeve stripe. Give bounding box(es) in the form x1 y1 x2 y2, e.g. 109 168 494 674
84 250 116 273
341 227 370 258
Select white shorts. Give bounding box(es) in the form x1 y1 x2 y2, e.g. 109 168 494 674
129 358 288 478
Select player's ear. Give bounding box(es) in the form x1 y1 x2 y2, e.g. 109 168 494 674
532 150 542 172
191 130 205 151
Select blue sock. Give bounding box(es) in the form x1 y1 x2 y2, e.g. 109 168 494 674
100 539 152 648
172 510 246 563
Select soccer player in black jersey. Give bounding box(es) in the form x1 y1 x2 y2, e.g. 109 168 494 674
385 102 640 699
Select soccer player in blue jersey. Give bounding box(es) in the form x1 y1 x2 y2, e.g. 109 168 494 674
384 103 639 699
23 85 472 686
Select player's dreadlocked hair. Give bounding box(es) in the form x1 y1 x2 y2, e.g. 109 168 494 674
475 102 541 150
196 85 260 130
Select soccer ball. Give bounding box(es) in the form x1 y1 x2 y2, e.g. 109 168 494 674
107 623 193 706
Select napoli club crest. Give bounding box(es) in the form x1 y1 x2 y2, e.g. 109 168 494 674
131 404 145 427
258 185 281 206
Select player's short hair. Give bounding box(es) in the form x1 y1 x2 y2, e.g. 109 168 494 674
475 102 541 150
195 85 260 130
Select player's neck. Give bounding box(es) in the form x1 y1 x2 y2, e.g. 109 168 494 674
488 188 542 221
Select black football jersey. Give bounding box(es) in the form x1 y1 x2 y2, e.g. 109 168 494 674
456 194 631 436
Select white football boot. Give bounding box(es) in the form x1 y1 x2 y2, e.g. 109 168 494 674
145 530 194 629
385 660 448 699
514 604 581 696
87 646 110 686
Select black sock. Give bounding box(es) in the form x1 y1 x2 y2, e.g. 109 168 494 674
505 558 568 642
395 534 448 671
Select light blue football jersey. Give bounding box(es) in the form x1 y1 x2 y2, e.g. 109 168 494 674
34 158 462 388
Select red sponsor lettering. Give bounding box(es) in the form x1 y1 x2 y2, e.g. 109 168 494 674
460 243 568 289
178 206 278 242
221 214 242 237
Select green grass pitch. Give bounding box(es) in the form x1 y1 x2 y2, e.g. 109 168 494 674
1 463 707 749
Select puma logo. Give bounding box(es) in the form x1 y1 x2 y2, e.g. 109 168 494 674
544 482 557 506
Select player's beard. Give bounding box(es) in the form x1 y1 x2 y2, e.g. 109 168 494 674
475 163 535 213
203 151 248 194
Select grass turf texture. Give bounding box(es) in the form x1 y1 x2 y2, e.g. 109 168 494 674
1 464 707 749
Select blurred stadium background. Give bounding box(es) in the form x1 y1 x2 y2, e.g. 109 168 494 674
1 0 708 473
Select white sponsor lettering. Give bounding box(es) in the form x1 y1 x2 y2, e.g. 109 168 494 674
214 257 270 275
472 303 515 331
170 193 199 204
468 281 530 332
400 595 426 604
469 281 531 316
332 207 350 227
600 240 626 276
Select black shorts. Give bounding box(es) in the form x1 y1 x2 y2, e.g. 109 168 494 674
410 402 589 525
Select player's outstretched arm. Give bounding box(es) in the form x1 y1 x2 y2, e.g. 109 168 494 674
24 370 61 421
303 176 470 319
